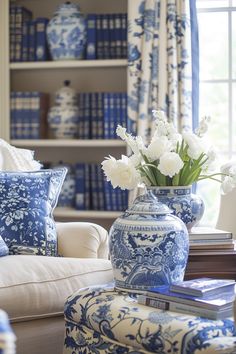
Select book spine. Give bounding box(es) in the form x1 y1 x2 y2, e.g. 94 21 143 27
9 5 16 62
97 92 104 139
83 93 90 139
75 163 86 210
109 14 116 59
96 14 103 59
28 20 36 61
86 14 97 59
97 164 105 210
15 6 32 62
103 92 110 139
121 13 127 58
10 92 15 139
138 295 221 320
109 93 115 139
15 91 24 138
85 163 90 210
35 18 49 61
21 21 30 62
90 92 97 139
103 177 112 211
102 14 109 59
114 14 122 59
90 163 98 210
78 92 84 139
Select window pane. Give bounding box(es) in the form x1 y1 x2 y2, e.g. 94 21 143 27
198 12 228 80
232 83 236 153
199 83 229 152
232 12 236 79
197 0 229 8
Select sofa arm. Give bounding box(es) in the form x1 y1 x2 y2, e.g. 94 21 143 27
56 222 109 259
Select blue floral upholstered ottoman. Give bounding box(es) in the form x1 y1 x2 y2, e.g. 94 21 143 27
63 285 236 354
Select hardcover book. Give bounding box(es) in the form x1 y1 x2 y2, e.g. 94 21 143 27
189 227 232 240
169 277 235 297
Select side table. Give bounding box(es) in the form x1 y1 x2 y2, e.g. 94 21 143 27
63 284 236 354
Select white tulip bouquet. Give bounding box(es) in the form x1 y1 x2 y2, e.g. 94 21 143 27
102 110 236 193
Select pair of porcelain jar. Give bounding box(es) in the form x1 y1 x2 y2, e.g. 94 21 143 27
47 80 79 139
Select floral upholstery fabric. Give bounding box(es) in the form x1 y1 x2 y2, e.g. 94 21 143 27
0 236 8 257
0 168 67 256
0 310 16 354
63 285 236 354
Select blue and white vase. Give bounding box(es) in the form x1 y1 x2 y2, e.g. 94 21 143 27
47 80 79 139
46 1 86 60
149 186 205 231
109 190 189 292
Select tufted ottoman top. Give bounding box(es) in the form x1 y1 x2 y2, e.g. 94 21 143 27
63 284 236 354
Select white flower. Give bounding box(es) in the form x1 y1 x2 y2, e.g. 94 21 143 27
101 155 141 190
116 125 127 140
144 136 172 162
221 176 236 194
195 116 211 137
182 132 206 159
158 152 184 178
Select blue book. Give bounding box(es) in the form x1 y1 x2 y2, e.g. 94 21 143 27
113 93 120 138
86 14 97 59
101 14 110 59
97 164 105 210
84 164 90 210
15 91 24 138
122 189 129 211
28 20 36 61
169 278 236 297
103 177 113 211
90 92 97 139
9 5 16 62
121 92 127 128
108 14 116 59
21 20 30 62
109 93 115 139
97 92 104 139
96 14 103 59
35 18 49 61
121 13 128 58
114 14 122 59
90 163 98 210
15 6 32 62
10 92 16 139
78 92 84 139
75 163 86 210
83 93 91 139
103 92 110 139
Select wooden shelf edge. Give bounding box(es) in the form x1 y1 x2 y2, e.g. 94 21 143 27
10 139 126 147
10 59 128 70
54 208 122 219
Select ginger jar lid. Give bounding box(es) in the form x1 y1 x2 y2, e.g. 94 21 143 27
127 189 172 215
55 1 81 16
55 80 77 105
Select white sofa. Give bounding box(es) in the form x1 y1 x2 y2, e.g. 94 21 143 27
0 222 114 354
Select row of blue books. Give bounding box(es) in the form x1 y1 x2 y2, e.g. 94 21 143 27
78 92 127 139
10 91 49 139
10 5 49 62
54 162 128 211
86 13 127 60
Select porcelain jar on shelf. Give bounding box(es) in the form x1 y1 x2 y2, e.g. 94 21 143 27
46 1 86 60
47 80 79 139
109 189 189 292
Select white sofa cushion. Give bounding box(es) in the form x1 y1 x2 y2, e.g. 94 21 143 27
0 255 113 322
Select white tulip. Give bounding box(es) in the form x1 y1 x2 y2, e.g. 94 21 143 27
144 136 172 162
158 152 184 178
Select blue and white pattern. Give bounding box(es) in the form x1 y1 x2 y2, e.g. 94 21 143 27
0 168 67 256
149 186 205 231
57 165 76 207
0 236 8 257
63 285 236 354
46 2 86 60
128 0 197 141
109 190 189 291
0 310 16 354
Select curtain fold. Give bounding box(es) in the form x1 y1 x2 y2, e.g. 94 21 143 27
127 0 199 141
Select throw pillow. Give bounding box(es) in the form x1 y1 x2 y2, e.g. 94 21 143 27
0 236 9 257
0 168 67 256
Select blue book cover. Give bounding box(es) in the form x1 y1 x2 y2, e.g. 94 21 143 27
75 163 86 210
35 17 49 61
90 163 98 210
103 92 110 139
10 92 16 139
109 93 115 139
170 278 236 297
30 91 41 139
90 92 97 139
15 91 24 138
97 164 105 210
121 13 128 58
113 93 120 138
21 20 30 62
28 20 36 61
9 5 16 62
114 14 122 59
96 14 103 59
108 14 116 59
83 93 91 139
121 92 127 128
86 14 97 59
122 189 129 211
15 6 32 62
97 92 104 139
84 163 90 210
102 14 110 59
78 92 84 139
103 177 113 211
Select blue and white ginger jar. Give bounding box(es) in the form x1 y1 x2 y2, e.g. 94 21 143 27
46 1 86 60
109 190 189 292
149 186 205 231
47 80 79 139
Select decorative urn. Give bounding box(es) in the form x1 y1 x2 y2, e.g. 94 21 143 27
46 1 86 60
109 190 189 292
47 80 79 139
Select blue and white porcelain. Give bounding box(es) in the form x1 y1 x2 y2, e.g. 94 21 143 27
46 1 86 60
149 186 205 231
47 80 79 139
109 190 189 292
57 164 76 207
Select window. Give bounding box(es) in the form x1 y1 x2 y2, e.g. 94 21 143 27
196 0 236 226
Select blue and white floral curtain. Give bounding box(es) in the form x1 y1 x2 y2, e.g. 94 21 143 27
127 0 199 142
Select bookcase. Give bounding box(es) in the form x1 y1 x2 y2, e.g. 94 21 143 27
0 0 128 230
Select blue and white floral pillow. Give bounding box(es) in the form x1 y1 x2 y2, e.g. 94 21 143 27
0 236 9 257
0 168 67 256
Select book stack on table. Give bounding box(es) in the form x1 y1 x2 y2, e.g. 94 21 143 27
137 277 236 320
185 227 236 280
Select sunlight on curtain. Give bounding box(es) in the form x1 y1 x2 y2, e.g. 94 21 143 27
127 0 196 142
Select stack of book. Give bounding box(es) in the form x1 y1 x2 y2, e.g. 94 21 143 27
189 227 235 252
10 91 49 139
137 277 236 320
10 4 49 62
78 92 127 139
86 13 127 60
75 162 128 211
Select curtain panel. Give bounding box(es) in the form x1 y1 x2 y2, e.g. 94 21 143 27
127 0 199 142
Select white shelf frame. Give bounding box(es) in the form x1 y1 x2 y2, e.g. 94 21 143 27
10 59 128 70
54 207 122 219
10 139 126 147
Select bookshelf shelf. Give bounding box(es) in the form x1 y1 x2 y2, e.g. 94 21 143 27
54 207 122 219
11 139 126 148
10 59 128 71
